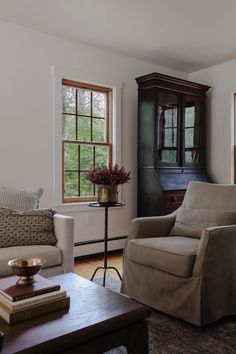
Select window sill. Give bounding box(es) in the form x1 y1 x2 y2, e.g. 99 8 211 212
53 202 97 213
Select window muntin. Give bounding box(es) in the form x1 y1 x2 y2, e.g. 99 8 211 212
62 79 112 202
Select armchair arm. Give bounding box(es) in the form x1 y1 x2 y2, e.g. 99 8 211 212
193 224 236 276
53 214 74 273
128 211 177 240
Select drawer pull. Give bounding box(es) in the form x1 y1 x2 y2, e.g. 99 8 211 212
171 196 178 202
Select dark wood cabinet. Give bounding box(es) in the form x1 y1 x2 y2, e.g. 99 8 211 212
136 73 211 216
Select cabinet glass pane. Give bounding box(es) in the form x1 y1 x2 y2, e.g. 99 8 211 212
185 149 200 164
164 108 177 127
185 106 195 127
161 150 177 163
164 128 177 147
185 128 194 148
157 93 178 164
184 98 201 165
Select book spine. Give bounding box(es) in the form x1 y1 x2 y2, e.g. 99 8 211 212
0 296 70 324
11 285 61 302
0 290 67 311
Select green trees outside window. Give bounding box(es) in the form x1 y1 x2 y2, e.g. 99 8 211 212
62 80 112 202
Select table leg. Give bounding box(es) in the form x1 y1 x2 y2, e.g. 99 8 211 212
91 206 122 285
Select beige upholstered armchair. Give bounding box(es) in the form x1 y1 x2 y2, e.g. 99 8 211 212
121 181 236 326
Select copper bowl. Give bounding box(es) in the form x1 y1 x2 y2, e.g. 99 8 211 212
8 257 46 285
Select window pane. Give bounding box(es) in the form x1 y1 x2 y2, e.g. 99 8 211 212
93 118 105 142
64 144 78 169
92 92 106 117
95 146 109 166
80 145 94 170
77 89 91 116
80 172 94 197
64 172 78 197
62 87 76 114
77 116 91 141
63 115 76 140
164 128 177 147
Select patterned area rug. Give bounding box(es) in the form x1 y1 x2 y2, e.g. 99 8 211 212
93 276 236 354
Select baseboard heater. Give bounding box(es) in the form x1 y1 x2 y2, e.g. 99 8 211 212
74 235 127 247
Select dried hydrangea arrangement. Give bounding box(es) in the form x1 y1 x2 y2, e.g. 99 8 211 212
87 164 131 185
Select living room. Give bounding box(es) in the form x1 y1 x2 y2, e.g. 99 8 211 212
0 0 236 353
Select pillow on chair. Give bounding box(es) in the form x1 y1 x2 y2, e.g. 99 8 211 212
169 207 236 238
0 187 43 211
0 208 57 247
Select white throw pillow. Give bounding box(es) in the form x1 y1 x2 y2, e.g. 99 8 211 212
0 187 43 211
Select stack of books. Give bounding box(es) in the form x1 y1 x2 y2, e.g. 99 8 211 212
0 274 70 324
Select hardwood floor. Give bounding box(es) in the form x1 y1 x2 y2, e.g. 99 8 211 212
74 251 123 280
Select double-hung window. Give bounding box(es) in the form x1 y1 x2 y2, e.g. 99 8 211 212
62 79 112 203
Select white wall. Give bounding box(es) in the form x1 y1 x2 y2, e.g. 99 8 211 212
0 20 187 256
189 60 236 184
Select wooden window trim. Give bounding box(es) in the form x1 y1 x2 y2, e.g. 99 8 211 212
62 80 112 203
62 79 112 94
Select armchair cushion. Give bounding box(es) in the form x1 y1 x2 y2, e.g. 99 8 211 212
183 181 236 210
170 207 236 239
0 208 57 247
0 245 61 277
0 187 43 211
127 236 199 277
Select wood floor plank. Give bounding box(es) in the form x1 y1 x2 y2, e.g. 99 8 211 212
74 251 123 280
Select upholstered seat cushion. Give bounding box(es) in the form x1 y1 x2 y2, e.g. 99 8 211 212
0 245 62 277
127 236 199 277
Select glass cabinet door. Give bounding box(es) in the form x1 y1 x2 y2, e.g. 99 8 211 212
157 92 179 165
183 96 202 166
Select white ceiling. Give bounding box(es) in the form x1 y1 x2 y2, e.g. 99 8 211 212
0 0 236 73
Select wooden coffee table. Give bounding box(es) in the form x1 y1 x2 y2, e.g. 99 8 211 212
0 273 151 354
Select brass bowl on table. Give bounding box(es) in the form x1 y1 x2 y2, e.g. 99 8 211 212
8 257 46 285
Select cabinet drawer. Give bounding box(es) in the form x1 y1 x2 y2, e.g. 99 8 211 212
164 191 185 212
165 201 182 210
165 193 184 204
